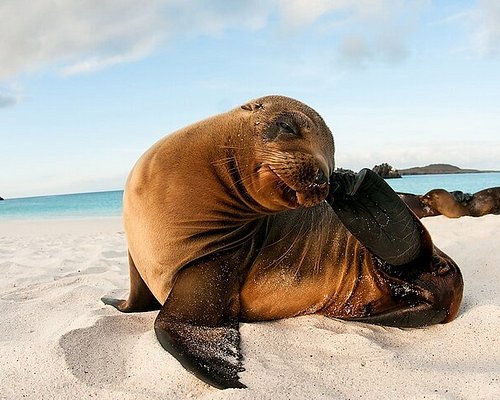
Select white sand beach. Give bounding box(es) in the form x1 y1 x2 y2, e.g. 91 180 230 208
0 215 498 399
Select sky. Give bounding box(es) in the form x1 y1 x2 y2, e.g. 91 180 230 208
1 0 499 198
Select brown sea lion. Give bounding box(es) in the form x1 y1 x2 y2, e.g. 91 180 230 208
102 96 463 389
397 192 441 218
420 189 470 218
468 187 500 217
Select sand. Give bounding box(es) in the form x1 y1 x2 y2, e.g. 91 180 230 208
0 215 498 399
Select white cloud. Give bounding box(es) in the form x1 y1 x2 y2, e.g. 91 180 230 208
469 0 500 57
0 0 430 81
445 0 500 57
0 93 17 108
61 42 154 76
277 0 353 26
0 0 272 80
338 35 372 66
0 0 163 79
0 89 20 108
277 0 424 66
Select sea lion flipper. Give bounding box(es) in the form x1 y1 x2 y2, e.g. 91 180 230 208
102 251 161 313
153 258 245 389
347 302 447 328
154 316 246 389
327 168 421 266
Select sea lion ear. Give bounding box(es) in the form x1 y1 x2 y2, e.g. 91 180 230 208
241 102 263 112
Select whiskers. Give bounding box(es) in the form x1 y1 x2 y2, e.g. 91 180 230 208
259 147 296 164
210 151 256 189
256 172 288 194
211 148 286 194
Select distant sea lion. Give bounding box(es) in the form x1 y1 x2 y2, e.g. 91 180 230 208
398 192 441 218
420 189 470 218
102 96 463 389
468 187 500 217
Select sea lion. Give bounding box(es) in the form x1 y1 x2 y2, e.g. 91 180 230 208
102 96 463 389
420 189 470 218
397 192 441 218
468 187 500 217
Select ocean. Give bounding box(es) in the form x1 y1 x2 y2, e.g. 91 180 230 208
1 173 499 221
385 172 500 194
0 190 123 221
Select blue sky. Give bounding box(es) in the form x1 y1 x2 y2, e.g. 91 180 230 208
1 0 499 198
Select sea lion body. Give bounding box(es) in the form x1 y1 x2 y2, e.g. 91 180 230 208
239 204 460 323
468 187 500 217
420 189 470 218
104 96 463 389
240 205 387 321
420 187 500 219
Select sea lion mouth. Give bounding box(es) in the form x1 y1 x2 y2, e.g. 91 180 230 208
266 166 327 208
266 166 299 208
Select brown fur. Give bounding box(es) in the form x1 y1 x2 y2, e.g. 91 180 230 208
123 96 334 304
420 189 470 218
468 187 500 217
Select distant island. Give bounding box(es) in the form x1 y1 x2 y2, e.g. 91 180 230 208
0 196 3 201
398 164 498 175
359 163 499 179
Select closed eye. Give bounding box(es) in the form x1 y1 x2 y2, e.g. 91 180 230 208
278 121 296 135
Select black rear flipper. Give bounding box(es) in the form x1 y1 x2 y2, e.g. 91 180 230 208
327 168 421 266
154 316 246 389
347 302 447 328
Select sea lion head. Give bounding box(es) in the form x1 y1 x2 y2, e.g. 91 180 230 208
238 95 335 211
420 188 470 218
420 189 448 208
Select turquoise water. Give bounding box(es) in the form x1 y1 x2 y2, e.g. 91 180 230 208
0 190 123 221
1 173 499 221
386 172 500 194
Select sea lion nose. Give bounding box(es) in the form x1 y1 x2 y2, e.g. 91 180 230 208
314 169 328 185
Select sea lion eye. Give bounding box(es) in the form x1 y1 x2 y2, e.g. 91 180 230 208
278 121 296 135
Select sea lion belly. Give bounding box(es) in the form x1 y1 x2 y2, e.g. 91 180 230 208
240 204 391 321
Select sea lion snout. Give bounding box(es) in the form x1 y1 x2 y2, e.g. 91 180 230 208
314 168 328 185
256 149 331 209
286 155 330 207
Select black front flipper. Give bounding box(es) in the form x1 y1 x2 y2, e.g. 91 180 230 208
326 168 421 266
154 317 245 389
153 255 246 389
